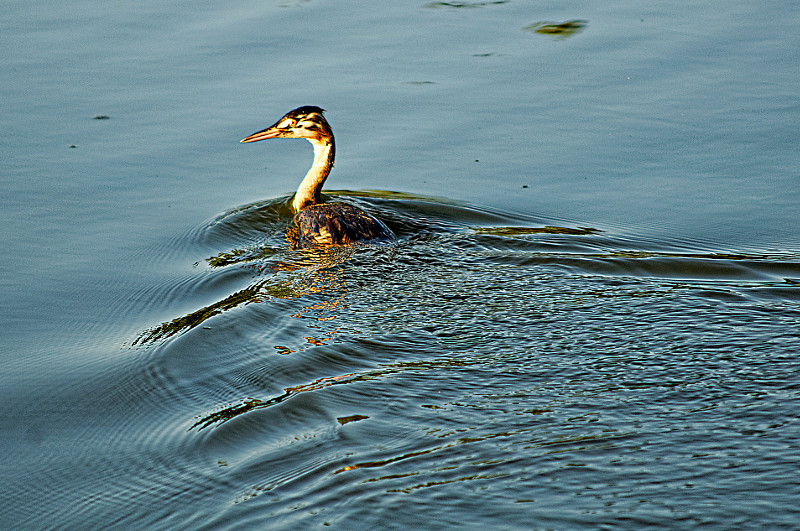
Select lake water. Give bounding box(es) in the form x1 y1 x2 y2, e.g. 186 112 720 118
2 0 799 528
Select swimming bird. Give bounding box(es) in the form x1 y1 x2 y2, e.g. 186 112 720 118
241 106 394 247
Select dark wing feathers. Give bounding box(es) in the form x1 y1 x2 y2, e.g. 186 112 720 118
293 203 393 247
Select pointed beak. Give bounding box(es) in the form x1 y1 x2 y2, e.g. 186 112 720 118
240 127 282 143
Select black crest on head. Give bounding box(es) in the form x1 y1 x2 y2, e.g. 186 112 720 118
289 105 325 117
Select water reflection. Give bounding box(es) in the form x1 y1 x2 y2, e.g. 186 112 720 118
191 372 359 431
133 278 277 346
192 357 471 431
133 245 355 346
474 226 599 236
424 1 509 8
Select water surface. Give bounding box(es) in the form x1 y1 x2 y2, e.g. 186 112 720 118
1 0 799 528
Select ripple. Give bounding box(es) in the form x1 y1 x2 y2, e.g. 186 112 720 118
102 191 800 528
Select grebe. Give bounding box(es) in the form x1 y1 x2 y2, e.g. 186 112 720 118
241 106 394 247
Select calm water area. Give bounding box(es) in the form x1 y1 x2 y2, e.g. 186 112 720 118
2 0 799 528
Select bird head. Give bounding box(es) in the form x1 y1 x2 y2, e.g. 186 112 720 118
240 106 332 144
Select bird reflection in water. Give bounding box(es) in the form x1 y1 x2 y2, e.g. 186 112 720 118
131 245 353 347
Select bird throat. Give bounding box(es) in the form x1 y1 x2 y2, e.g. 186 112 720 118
292 138 335 213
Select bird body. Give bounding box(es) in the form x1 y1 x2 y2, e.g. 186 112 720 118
293 202 393 246
241 106 393 247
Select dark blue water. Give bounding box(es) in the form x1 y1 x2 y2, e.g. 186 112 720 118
2 1 799 528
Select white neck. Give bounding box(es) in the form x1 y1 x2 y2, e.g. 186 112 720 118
292 138 335 213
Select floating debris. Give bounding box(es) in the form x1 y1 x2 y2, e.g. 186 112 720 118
337 414 369 425
93 115 110 120
524 20 587 38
